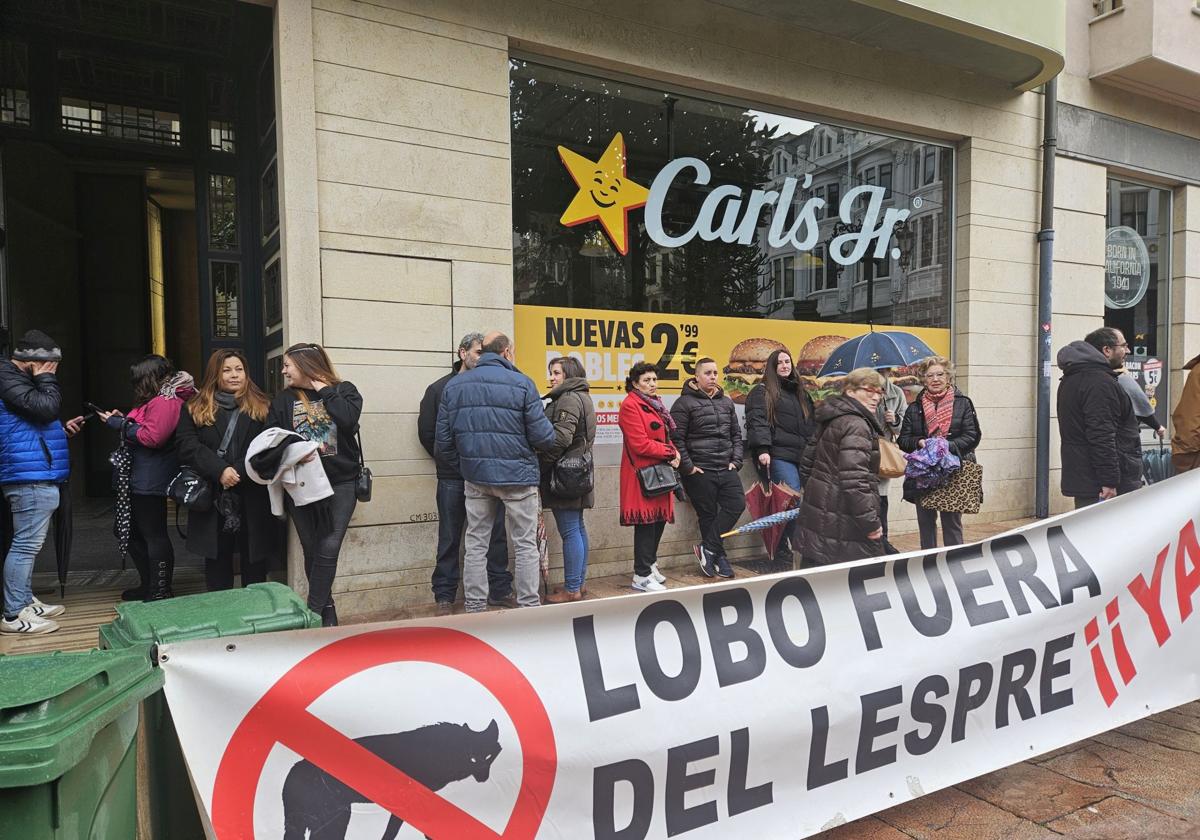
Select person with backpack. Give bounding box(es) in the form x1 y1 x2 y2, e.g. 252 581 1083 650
540 356 596 603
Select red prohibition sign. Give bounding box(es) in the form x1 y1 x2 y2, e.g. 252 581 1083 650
210 626 557 839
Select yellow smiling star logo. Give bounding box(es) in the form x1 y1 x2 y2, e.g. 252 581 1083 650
557 132 649 256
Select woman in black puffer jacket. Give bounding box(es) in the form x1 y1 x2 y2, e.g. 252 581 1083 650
745 346 815 565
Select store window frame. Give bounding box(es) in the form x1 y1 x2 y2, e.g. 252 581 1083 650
509 51 957 346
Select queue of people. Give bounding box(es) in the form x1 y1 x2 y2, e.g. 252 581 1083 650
7 318 1174 633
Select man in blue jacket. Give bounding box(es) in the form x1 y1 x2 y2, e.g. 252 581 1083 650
436 332 555 612
0 330 80 635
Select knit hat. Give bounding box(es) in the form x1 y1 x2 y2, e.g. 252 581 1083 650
12 330 62 362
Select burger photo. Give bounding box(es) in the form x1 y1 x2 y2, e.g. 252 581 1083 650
723 337 788 403
794 334 848 403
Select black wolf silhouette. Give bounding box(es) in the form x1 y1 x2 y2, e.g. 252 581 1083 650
281 719 502 840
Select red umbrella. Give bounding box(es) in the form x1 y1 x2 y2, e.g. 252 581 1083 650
742 480 802 555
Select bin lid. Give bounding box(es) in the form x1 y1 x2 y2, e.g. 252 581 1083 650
99 581 320 649
0 647 163 787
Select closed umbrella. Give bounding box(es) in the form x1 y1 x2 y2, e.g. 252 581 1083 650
721 507 802 540
52 485 72 597
818 330 937 377
741 480 801 556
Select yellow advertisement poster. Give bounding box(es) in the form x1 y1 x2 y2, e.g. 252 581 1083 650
515 304 949 394
515 304 950 444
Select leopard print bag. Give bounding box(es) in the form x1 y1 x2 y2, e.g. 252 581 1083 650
919 460 984 514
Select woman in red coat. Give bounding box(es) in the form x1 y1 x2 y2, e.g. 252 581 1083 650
619 361 681 592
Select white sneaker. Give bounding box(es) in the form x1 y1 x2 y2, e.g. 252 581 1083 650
632 574 666 592
649 563 666 585
29 597 65 618
1 606 60 635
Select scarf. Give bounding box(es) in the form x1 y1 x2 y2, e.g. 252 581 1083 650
214 390 238 410
921 388 955 439
159 371 196 400
629 387 676 434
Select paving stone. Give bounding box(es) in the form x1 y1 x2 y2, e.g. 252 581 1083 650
1116 717 1200 754
1045 795 1196 839
876 787 1057 839
815 815 913 839
1153 709 1200 735
1041 737 1200 822
956 760 1108 823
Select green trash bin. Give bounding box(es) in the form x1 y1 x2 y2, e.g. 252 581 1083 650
0 647 163 840
99 581 320 840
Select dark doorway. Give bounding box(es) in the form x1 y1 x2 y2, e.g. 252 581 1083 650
0 0 276 574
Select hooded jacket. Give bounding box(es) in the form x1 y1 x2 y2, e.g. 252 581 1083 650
744 376 815 465
796 394 884 564
0 360 69 485
1172 353 1200 472
539 377 597 510
246 428 334 517
435 353 555 487
670 379 743 474
1056 340 1142 497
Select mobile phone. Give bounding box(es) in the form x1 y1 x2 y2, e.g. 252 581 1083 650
84 401 104 416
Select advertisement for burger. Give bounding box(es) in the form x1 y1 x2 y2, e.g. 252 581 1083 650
515 304 949 445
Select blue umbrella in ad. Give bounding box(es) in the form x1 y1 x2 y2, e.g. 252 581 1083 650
817 330 937 376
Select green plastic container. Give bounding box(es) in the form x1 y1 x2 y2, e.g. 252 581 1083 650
0 647 163 839
99 582 320 839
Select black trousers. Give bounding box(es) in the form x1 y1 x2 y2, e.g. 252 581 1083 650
431 478 512 602
682 469 746 558
632 521 666 578
916 506 963 550
129 494 174 593
290 481 357 626
205 525 268 591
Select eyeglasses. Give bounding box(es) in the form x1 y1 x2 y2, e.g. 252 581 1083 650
924 371 948 379
1111 342 1129 349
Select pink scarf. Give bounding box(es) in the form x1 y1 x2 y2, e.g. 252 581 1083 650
629 388 676 434
921 388 955 438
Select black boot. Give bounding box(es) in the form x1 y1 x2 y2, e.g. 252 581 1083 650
144 559 174 602
321 602 338 628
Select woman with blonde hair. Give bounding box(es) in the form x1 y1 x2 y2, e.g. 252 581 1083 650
177 349 281 590
898 356 981 549
796 367 887 565
267 343 364 625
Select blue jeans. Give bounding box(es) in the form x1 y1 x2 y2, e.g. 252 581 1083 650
3 482 60 618
769 458 803 491
552 508 589 593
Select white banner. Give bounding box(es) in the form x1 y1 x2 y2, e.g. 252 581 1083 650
160 471 1200 840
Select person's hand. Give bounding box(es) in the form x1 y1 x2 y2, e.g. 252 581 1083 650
691 466 705 475
309 379 330 391
758 453 771 467
1099 486 1117 500
885 410 896 424
64 416 86 437
668 452 681 469
30 361 58 376
300 450 318 464
918 439 925 448
99 408 123 423
867 527 883 540
1155 427 1167 440
727 462 737 471
220 467 240 488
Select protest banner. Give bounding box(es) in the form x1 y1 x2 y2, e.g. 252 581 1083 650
160 470 1200 839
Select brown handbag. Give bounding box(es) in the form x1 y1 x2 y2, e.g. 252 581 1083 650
878 438 906 479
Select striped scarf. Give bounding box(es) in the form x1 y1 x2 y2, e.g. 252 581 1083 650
921 388 955 439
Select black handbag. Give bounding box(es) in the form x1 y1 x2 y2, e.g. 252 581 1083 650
551 451 594 499
168 467 213 511
625 448 679 497
355 430 373 503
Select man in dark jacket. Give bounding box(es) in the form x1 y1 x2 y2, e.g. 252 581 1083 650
1057 327 1143 508
436 332 555 612
0 330 83 635
417 332 512 613
671 358 745 579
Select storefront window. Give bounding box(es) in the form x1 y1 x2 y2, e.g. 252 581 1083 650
510 59 952 417
1106 179 1171 427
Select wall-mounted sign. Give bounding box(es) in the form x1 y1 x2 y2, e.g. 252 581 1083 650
1104 226 1150 310
558 133 909 261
